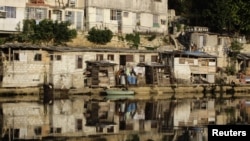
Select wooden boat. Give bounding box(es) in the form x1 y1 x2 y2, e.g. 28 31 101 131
105 95 135 100
105 88 135 95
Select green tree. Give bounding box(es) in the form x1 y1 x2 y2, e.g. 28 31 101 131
17 19 36 43
125 32 140 49
12 19 77 45
181 0 250 37
53 21 77 45
33 19 54 45
87 27 113 44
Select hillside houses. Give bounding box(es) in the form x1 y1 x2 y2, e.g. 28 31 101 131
0 0 84 33
0 0 168 34
85 0 168 34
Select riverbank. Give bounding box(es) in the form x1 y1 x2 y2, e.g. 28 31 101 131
0 84 249 101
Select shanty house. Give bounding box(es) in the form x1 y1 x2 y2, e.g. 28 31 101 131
0 44 161 89
85 60 117 88
161 51 217 84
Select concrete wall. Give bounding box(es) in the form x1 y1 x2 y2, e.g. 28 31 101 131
2 50 50 87
86 0 167 14
85 0 168 33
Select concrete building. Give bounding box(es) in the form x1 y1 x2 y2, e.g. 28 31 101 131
0 0 26 34
0 44 160 89
0 0 85 34
84 0 168 34
161 51 217 84
0 0 168 34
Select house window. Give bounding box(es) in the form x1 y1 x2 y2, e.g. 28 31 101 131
107 126 114 133
13 53 19 61
53 10 62 21
126 55 134 62
107 54 114 61
153 15 159 27
139 55 145 62
96 54 103 61
161 19 166 25
34 127 42 135
76 55 83 69
50 55 53 60
76 119 83 131
123 12 129 17
26 7 47 20
13 129 20 138
151 55 158 62
96 8 103 22
5 6 16 18
65 11 74 24
34 53 42 61
55 55 62 61
110 9 121 20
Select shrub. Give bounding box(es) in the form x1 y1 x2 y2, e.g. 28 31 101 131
87 27 113 44
125 32 140 49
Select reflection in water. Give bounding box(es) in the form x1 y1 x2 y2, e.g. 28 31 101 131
0 91 249 141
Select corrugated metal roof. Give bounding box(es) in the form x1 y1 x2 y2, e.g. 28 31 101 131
0 43 160 53
162 50 217 58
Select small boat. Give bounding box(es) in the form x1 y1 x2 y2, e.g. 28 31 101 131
105 95 135 100
105 88 135 95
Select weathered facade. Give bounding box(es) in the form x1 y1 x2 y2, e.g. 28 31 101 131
73 0 168 34
0 0 84 34
161 51 217 84
0 0 168 34
187 31 231 69
0 0 26 33
0 44 161 89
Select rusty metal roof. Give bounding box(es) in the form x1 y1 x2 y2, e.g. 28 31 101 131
0 43 160 53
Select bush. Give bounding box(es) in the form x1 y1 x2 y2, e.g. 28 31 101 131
125 32 140 49
87 27 113 44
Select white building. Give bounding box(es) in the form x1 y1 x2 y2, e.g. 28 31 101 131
0 0 26 33
0 0 168 34
82 0 168 34
0 0 84 34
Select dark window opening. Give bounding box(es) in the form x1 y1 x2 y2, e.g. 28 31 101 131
76 55 83 69
96 54 103 61
76 119 83 131
107 126 114 133
108 54 114 61
139 55 145 62
34 53 42 61
56 55 62 61
50 55 53 61
151 55 158 62
14 53 19 61
34 127 42 135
